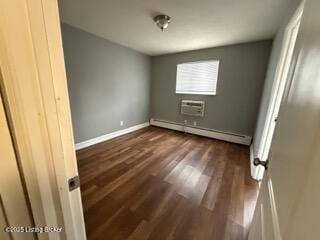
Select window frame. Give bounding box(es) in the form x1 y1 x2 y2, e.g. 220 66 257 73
175 60 220 96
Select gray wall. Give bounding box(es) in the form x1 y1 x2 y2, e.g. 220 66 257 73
151 41 272 137
61 24 151 143
252 0 302 157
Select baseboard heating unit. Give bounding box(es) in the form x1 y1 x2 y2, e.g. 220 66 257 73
150 118 252 146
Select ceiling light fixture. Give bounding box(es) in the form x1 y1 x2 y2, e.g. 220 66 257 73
153 14 171 32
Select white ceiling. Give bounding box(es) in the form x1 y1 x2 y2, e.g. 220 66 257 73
59 0 292 56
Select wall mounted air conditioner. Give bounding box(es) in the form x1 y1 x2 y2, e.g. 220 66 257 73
181 100 205 117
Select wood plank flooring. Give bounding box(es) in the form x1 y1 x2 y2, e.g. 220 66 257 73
77 126 258 240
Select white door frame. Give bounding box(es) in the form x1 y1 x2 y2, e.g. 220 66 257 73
253 2 304 181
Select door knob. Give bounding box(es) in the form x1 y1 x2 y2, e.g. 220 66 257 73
253 158 269 170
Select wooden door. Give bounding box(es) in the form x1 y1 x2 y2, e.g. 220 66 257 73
249 0 320 239
0 91 34 240
0 0 86 239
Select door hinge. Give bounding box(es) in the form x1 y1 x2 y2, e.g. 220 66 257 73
253 158 269 170
68 176 80 192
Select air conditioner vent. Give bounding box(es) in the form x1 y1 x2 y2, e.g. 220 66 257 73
181 100 205 117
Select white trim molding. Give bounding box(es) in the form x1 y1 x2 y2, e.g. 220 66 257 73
256 2 303 168
250 144 255 178
150 118 251 145
75 122 150 150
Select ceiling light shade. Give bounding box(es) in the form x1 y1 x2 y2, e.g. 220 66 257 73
153 14 171 31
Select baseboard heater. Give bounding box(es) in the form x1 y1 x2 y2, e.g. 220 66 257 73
150 118 252 146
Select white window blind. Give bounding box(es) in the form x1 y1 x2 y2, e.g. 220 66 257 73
176 60 219 95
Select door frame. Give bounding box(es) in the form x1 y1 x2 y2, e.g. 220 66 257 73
252 2 304 180
0 0 86 239
0 88 34 240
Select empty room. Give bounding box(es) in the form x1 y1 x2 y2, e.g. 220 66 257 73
57 0 298 239
3 0 320 240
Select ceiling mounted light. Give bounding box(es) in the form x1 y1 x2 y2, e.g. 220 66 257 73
153 14 171 32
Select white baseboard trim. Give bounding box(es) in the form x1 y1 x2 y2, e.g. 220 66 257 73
150 118 252 146
75 122 150 150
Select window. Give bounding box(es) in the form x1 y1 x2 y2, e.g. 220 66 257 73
175 60 219 95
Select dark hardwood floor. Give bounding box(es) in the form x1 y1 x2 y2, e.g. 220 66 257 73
77 126 258 240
